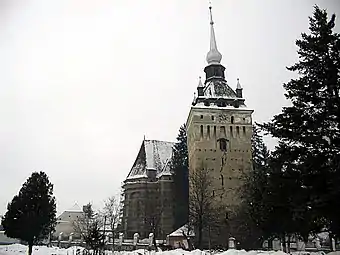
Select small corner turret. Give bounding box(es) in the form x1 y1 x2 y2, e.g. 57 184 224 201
236 78 243 98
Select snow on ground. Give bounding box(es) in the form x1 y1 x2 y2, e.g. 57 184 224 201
0 244 83 255
0 245 329 255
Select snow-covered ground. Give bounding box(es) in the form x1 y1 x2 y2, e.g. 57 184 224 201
0 244 333 255
0 244 291 255
0 244 83 255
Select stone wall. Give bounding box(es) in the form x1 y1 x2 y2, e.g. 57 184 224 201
187 106 253 243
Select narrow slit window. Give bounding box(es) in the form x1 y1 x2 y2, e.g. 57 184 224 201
207 125 210 139
236 126 240 135
243 126 246 134
231 116 234 124
230 126 233 137
221 174 224 187
200 125 203 138
213 126 216 137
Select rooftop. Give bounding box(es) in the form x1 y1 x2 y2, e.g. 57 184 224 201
125 139 174 181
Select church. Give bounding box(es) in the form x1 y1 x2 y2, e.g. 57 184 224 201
122 5 253 243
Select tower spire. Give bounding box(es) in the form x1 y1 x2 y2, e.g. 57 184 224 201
206 3 222 65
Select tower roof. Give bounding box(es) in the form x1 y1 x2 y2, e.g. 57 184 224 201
206 5 222 65
125 140 174 181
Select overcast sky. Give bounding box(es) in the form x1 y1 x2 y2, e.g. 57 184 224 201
0 0 339 215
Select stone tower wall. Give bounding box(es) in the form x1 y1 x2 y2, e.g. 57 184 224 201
187 107 253 213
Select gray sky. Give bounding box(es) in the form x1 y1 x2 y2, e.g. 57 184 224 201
0 0 339 215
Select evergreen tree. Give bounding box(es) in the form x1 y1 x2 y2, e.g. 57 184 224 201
171 124 189 230
1 171 56 255
243 125 272 244
251 125 270 170
260 6 340 240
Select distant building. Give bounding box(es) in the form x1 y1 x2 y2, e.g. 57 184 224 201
54 203 84 240
122 139 174 240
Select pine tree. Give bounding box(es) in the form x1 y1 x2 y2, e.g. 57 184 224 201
1 171 56 255
260 6 340 240
243 125 272 244
171 124 189 230
251 125 270 170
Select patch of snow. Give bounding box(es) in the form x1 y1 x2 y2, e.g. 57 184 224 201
0 244 319 255
0 244 84 255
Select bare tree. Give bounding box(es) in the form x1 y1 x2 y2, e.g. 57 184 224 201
143 198 166 249
189 165 219 249
102 195 122 250
73 203 104 254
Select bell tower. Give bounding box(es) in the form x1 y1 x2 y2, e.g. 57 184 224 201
186 5 253 224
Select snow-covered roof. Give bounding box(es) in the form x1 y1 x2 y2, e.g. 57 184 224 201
192 78 249 109
65 203 83 213
125 140 174 181
168 224 194 237
203 80 237 98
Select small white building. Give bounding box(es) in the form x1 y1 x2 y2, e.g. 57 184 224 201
54 203 84 240
167 224 194 249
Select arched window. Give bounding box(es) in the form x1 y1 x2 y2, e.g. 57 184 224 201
218 138 228 151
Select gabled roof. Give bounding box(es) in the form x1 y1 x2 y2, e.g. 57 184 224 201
65 203 83 213
168 224 194 237
125 140 174 181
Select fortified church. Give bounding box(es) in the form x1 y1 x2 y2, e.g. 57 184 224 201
122 5 253 243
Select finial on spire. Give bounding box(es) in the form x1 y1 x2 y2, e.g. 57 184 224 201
209 2 213 25
198 76 204 87
237 78 242 89
206 2 222 65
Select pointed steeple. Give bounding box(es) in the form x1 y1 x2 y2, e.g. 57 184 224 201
236 78 242 89
236 78 243 98
206 5 222 65
198 76 204 88
197 76 204 96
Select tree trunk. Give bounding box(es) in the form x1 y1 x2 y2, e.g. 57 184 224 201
153 232 157 250
287 235 291 253
112 231 115 251
281 235 286 252
198 224 203 249
28 243 33 255
329 232 336 251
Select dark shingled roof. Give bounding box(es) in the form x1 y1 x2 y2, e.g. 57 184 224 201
125 140 174 181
